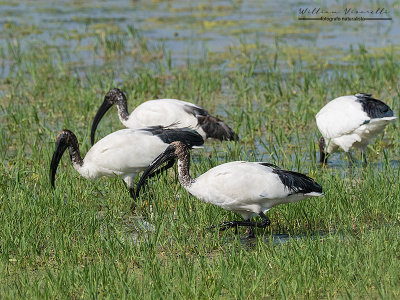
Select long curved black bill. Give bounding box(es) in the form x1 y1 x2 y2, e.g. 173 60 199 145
135 145 177 198
49 140 68 188
91 99 113 145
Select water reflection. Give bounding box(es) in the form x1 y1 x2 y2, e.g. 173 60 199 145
98 211 155 246
0 0 398 77
241 231 347 247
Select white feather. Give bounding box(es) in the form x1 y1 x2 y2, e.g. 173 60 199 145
186 162 322 220
316 95 397 153
121 99 206 139
77 129 170 183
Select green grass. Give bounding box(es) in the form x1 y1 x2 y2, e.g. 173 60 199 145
1 15 400 299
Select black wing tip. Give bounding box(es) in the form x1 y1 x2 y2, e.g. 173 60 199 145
274 169 322 194
207 129 238 141
259 162 280 169
355 93 394 119
148 126 205 148
222 129 239 141
179 129 205 148
197 116 238 141
140 124 187 133
182 104 238 141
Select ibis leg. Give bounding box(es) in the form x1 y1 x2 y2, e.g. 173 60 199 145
320 151 329 165
121 179 136 201
247 213 271 238
210 212 271 237
129 187 136 200
259 211 271 227
247 222 255 238
361 151 368 166
129 187 137 212
346 151 356 166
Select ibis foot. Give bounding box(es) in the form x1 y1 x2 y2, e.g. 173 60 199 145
247 225 255 239
209 212 271 237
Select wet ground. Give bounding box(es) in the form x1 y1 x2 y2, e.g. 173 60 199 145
1 0 398 77
2 0 398 246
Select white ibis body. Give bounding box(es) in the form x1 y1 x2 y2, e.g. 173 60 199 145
90 88 237 145
316 93 397 164
137 141 323 237
50 127 204 207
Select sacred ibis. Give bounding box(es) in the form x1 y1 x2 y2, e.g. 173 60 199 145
136 141 323 237
90 88 237 145
316 93 397 164
50 126 204 208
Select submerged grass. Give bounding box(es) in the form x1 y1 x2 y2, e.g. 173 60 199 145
0 21 400 299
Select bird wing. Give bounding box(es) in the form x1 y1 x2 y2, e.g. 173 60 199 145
85 129 168 174
183 105 237 141
316 95 369 139
191 162 288 206
270 168 322 195
187 162 322 218
355 93 395 119
139 126 204 148
128 99 201 130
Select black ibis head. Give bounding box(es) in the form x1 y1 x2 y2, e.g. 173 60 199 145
91 88 128 145
50 129 80 188
136 141 188 197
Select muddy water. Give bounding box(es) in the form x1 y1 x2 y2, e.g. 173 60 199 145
0 0 398 76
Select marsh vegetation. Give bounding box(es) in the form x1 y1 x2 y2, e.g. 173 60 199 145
0 1 399 298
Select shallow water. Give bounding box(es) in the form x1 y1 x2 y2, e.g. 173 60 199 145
99 212 342 247
98 211 155 246
241 231 346 246
0 0 398 77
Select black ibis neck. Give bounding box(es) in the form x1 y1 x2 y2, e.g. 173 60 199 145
116 100 129 122
177 151 195 188
68 139 83 168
